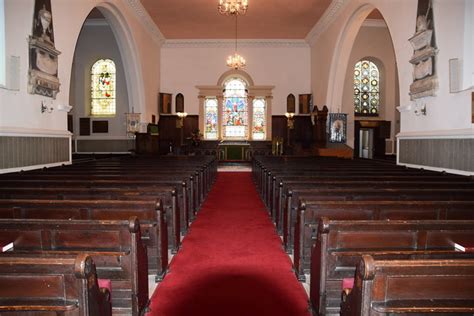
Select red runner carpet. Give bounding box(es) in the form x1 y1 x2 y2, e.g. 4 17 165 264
146 172 310 316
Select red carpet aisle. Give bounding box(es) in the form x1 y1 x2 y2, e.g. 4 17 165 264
146 172 310 316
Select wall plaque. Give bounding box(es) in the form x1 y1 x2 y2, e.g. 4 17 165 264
28 0 61 99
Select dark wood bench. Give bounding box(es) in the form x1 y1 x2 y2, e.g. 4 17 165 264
0 217 147 315
281 187 474 251
0 198 168 279
311 218 474 315
0 185 182 254
340 255 474 316
266 172 469 213
0 176 193 229
294 199 474 280
0 254 112 316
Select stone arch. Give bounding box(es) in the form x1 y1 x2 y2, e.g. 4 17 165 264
91 2 145 114
327 3 399 115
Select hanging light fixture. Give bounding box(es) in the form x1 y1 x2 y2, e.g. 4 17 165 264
226 14 246 70
218 0 248 16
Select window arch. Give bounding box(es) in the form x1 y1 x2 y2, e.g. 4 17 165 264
175 93 184 113
199 70 272 141
91 59 116 116
354 60 379 116
222 77 248 139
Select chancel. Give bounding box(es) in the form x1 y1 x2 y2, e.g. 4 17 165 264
1 0 474 315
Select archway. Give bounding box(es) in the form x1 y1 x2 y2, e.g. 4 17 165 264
328 5 400 159
69 4 143 153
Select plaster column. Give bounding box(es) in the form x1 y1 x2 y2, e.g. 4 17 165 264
265 95 273 140
217 95 224 139
247 95 255 140
198 95 206 137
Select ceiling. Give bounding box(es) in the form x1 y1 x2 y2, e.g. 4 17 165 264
89 2 383 40
140 0 334 39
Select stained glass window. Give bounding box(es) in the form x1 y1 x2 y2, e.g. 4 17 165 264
252 98 266 140
354 60 379 116
223 78 248 139
91 59 116 116
204 98 218 140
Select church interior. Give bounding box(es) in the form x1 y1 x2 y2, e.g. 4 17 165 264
0 0 474 315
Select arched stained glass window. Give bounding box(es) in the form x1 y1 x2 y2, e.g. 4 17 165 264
354 60 379 116
204 98 218 140
223 78 248 138
91 59 116 116
252 98 266 140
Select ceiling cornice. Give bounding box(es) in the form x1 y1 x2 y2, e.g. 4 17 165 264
162 39 310 49
124 0 166 45
305 0 350 46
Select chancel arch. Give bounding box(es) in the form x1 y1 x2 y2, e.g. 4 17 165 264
197 69 274 141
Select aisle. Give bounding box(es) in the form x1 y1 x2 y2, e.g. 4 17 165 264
146 172 310 316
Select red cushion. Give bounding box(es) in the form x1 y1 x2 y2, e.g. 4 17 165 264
342 277 354 290
98 278 112 295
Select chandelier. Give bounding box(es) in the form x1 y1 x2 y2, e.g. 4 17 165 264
226 14 246 69
218 0 248 16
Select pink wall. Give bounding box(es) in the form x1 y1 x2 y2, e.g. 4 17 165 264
160 40 311 116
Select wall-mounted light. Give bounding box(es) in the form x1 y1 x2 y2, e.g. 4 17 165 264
57 104 73 112
285 112 295 129
41 101 53 114
176 112 188 128
414 103 427 116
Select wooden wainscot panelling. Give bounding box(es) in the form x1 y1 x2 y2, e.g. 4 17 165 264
399 138 474 172
159 93 172 115
298 94 312 114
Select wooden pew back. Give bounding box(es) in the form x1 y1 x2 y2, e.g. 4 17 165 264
311 218 474 315
341 256 474 315
0 254 111 316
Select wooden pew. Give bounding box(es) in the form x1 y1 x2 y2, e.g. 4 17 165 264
267 172 469 213
0 217 147 315
294 199 474 281
0 254 112 316
0 198 169 279
0 176 193 229
340 255 474 316
311 218 474 315
0 185 182 254
282 187 474 251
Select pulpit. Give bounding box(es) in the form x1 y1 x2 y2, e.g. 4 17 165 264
135 133 159 155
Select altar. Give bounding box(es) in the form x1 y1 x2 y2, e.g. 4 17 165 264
218 141 250 161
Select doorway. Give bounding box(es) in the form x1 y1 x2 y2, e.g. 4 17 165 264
359 128 374 159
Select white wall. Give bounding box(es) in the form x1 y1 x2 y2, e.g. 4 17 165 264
309 0 473 139
160 41 311 116
0 0 5 87
70 23 129 138
0 0 161 137
341 24 397 147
